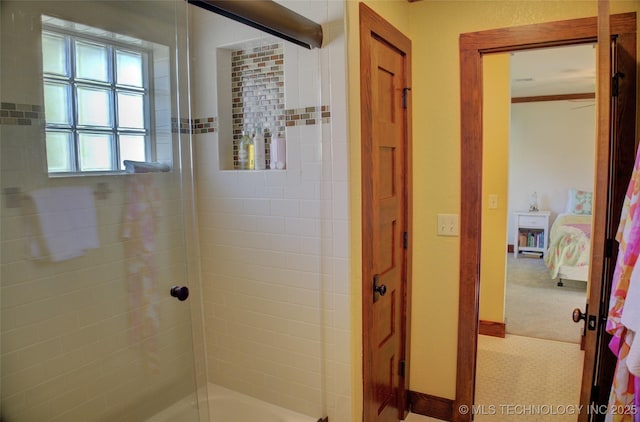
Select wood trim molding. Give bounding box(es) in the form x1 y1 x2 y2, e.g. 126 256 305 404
459 13 635 53
409 390 454 421
479 320 506 338
457 11 636 422
512 92 595 103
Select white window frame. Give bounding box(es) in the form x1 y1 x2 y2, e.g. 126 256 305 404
42 26 153 174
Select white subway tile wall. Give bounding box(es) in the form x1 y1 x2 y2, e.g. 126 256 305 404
1 3 351 422
191 3 351 421
1 2 204 421
1 168 200 421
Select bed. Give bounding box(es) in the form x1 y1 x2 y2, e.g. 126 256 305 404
544 213 592 286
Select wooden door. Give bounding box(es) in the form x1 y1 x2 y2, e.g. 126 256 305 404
580 3 638 419
577 2 612 420
360 4 412 422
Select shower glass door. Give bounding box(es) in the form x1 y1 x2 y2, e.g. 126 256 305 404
0 1 206 421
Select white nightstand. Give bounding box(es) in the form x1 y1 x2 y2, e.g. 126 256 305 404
514 211 551 258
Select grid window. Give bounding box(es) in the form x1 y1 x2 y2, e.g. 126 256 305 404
42 29 150 174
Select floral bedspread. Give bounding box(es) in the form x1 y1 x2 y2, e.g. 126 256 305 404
544 213 592 279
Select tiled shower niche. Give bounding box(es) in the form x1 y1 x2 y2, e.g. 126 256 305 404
231 42 285 169
216 38 285 170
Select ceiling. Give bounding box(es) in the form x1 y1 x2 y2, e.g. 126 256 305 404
510 43 596 98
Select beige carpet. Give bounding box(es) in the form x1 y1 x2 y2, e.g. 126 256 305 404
475 334 584 421
505 253 586 344
406 335 584 422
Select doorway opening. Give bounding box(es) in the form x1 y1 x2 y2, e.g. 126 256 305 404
477 44 596 413
457 12 637 422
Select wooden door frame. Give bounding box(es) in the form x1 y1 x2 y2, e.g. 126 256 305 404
360 3 413 420
457 13 636 422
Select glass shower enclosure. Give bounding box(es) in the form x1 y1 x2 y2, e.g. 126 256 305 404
0 1 207 420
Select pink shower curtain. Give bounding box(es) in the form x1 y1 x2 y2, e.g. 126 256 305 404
122 173 161 373
606 145 640 421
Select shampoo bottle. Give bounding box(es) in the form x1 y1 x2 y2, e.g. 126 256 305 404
238 128 250 170
270 132 286 170
254 126 266 170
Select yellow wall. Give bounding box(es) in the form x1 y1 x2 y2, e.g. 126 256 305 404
346 3 362 419
348 0 640 411
479 53 510 324
407 0 640 400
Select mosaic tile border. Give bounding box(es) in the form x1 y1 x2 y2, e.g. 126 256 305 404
284 106 331 127
171 117 218 134
2 103 329 131
186 106 331 137
0 102 44 126
186 105 332 170
192 117 218 134
171 117 191 134
0 103 222 134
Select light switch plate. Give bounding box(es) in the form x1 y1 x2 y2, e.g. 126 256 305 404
437 213 459 236
488 194 498 209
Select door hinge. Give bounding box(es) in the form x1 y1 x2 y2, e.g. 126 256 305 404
612 72 625 97
402 87 411 109
399 360 406 377
403 232 408 249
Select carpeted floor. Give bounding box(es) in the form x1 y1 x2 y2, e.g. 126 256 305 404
406 335 584 422
474 334 584 421
505 253 587 344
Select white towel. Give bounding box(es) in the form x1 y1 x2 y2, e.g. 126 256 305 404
622 262 640 376
28 186 99 262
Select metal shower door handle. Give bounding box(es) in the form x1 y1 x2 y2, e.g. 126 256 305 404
170 285 189 301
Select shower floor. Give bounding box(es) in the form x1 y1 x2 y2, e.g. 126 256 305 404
147 383 317 422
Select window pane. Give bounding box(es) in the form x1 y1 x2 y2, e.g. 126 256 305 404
40 26 154 175
42 33 68 76
75 41 109 82
43 83 71 125
119 135 146 169
77 87 112 127
116 50 143 87
46 131 73 172
117 93 144 129
78 133 113 171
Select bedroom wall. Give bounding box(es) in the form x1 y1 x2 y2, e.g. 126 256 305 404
507 100 596 245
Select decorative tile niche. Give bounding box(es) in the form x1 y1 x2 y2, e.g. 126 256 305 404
215 37 332 171
215 38 285 170
231 42 285 169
